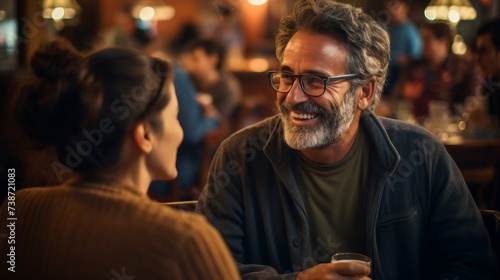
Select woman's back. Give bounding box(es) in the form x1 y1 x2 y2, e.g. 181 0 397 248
1 181 238 279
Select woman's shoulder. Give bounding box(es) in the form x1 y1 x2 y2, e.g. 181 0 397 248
5 185 65 203
147 204 240 279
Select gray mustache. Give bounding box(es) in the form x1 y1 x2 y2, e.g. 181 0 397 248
280 102 327 114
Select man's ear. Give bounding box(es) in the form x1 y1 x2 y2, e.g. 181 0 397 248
357 77 376 111
133 122 154 154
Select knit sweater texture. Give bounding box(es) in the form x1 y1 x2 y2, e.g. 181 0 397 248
0 181 240 280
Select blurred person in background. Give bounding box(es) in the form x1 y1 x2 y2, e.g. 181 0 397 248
0 39 240 280
182 38 242 120
401 21 481 122
100 7 154 51
377 0 422 117
162 63 222 197
148 37 224 200
476 17 500 126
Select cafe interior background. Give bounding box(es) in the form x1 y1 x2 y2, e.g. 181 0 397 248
0 0 498 71
1 0 500 209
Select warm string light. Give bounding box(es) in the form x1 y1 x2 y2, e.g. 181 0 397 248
424 0 477 23
42 0 80 20
249 58 269 72
452 35 467 55
248 0 268 6
132 4 175 21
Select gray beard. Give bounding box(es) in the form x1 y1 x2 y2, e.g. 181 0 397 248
278 93 356 150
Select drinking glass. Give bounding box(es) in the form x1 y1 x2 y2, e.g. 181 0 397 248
331 252 371 267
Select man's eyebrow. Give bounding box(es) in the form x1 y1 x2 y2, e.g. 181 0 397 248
279 65 293 72
278 65 329 76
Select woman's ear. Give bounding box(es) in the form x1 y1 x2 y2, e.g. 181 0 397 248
357 77 376 111
133 122 154 154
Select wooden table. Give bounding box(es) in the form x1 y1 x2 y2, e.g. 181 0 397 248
443 137 500 209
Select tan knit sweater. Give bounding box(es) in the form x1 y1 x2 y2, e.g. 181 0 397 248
0 181 240 280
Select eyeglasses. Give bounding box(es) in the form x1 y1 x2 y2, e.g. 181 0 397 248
266 71 359 97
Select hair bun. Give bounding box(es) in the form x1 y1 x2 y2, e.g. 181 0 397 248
30 39 83 83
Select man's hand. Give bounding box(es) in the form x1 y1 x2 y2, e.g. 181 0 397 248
196 92 220 118
296 262 371 280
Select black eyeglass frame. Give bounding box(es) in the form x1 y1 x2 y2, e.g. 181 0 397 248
266 71 359 97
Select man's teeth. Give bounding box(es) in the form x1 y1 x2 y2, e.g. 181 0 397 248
291 112 316 120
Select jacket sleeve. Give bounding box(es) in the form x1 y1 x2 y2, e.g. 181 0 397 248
173 65 219 145
196 141 300 280
428 143 498 279
238 265 298 280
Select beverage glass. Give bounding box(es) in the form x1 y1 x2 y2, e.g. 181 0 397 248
331 252 371 267
428 100 449 133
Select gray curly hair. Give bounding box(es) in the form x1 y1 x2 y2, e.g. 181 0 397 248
275 0 390 114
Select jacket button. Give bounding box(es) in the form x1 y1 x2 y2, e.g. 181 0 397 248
293 238 302 247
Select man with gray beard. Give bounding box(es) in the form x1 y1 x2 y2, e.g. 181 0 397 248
196 0 498 279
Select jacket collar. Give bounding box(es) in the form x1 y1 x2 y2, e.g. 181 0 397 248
263 113 400 177
361 113 400 176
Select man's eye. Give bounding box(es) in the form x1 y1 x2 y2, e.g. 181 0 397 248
304 76 324 87
281 74 294 84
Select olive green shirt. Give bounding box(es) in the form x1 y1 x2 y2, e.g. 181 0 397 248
295 125 370 266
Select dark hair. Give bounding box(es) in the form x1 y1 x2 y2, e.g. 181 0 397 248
170 23 201 57
15 39 172 175
275 0 390 115
477 17 500 51
421 21 454 50
188 38 227 71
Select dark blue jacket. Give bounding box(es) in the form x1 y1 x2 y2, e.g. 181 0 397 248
174 65 219 190
197 113 498 279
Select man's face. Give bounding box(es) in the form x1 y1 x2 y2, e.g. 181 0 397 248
184 47 215 79
476 33 500 77
277 30 358 150
421 27 448 63
387 1 408 25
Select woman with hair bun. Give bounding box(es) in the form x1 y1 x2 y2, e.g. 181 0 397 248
0 39 240 280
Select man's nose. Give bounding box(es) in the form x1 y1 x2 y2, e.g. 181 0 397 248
285 79 309 105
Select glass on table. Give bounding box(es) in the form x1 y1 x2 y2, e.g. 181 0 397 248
331 252 371 267
428 100 450 134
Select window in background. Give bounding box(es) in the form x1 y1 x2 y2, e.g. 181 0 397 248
0 0 17 71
